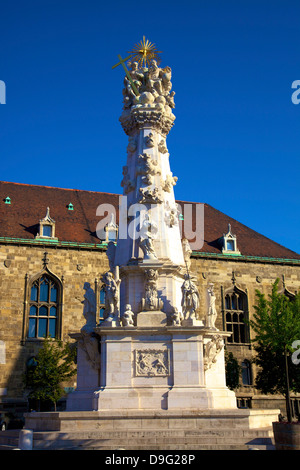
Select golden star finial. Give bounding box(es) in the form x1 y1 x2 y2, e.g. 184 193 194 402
128 36 162 68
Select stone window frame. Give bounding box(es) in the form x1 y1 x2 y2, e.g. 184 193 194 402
22 268 63 342
221 285 250 345
104 214 118 243
221 224 240 255
237 397 252 409
35 207 58 240
241 359 253 386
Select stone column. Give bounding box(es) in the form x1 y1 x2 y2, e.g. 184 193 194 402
114 61 186 322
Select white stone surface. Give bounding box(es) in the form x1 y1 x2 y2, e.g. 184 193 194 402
68 58 237 415
67 333 100 411
18 429 33 450
84 327 237 412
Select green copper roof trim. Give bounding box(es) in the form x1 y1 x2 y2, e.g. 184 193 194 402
192 250 300 263
0 236 298 263
0 236 108 249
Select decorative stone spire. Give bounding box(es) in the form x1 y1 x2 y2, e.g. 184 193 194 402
119 58 175 136
66 41 238 414
112 40 188 323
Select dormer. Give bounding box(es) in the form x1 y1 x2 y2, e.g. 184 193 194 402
104 214 118 242
36 207 58 240
221 224 240 255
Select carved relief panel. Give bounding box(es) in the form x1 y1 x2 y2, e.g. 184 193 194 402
134 349 170 377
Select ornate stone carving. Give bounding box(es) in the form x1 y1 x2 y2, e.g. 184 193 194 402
161 173 178 193
139 213 158 260
127 135 137 154
122 62 143 109
139 187 163 204
120 109 175 136
121 304 135 327
164 201 179 228
206 283 218 330
122 59 174 113
101 271 120 324
141 268 163 311
204 335 223 371
144 132 155 148
182 238 192 270
181 274 200 321
136 153 161 187
78 331 100 370
170 307 183 326
158 139 168 154
121 165 135 194
166 90 175 110
135 349 170 377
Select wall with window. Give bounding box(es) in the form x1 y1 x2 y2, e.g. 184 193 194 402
189 255 300 411
0 243 110 400
0 241 299 413
28 274 60 339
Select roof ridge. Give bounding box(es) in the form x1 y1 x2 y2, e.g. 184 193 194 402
0 180 120 197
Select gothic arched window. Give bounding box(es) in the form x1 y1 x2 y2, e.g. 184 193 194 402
28 274 61 339
224 288 249 344
242 359 252 385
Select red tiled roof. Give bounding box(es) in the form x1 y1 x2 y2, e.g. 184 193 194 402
0 181 299 260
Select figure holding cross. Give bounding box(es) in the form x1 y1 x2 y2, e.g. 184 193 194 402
112 54 140 97
112 37 162 98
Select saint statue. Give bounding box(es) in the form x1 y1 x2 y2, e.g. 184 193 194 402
182 238 192 270
181 274 200 320
101 271 120 322
206 283 218 329
139 213 158 260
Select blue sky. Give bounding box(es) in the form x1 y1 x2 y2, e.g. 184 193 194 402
1 0 299 253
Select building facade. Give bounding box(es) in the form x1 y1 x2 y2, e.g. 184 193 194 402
0 180 299 418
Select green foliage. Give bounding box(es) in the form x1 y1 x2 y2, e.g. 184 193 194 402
24 337 76 410
225 350 241 390
249 279 300 397
252 342 300 396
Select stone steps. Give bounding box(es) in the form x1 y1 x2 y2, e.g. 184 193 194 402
8 409 278 450
0 430 20 449
0 427 274 450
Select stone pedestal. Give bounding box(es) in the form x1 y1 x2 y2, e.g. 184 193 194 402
66 332 100 411
66 323 237 413
136 310 167 327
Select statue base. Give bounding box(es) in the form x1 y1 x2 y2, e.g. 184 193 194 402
181 318 204 327
136 310 167 327
67 326 237 412
101 317 120 327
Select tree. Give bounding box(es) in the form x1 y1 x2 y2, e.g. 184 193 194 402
24 337 77 411
249 279 300 422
